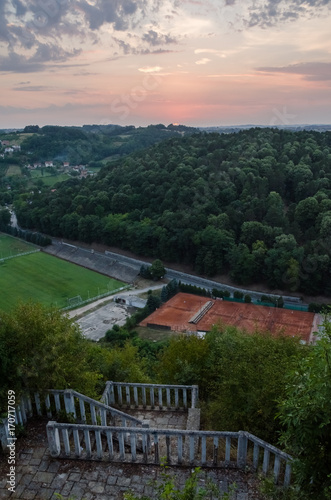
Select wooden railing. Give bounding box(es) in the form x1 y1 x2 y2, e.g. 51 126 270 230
46 423 292 486
0 389 144 450
102 381 199 410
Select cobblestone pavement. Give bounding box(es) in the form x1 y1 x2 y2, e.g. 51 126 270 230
0 419 264 500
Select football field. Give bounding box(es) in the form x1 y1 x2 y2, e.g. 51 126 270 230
0 239 125 310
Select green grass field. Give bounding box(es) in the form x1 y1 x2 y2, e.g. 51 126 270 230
0 233 37 258
0 250 125 311
6 165 21 177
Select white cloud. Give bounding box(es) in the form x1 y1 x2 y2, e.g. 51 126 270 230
195 58 211 65
138 66 163 73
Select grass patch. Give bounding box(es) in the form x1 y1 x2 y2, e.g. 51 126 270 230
0 251 125 311
30 171 71 186
39 174 71 186
0 233 37 258
135 326 176 342
6 165 21 177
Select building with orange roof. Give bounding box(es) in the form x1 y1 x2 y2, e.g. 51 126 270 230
139 292 320 343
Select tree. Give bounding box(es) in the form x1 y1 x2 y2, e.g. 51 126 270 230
0 207 11 229
204 326 305 442
0 303 101 409
150 259 165 280
278 318 331 498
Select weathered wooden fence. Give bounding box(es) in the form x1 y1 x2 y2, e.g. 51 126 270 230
102 381 199 410
46 423 292 486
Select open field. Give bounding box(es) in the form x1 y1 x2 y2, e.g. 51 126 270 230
39 174 71 186
0 251 125 311
0 233 37 258
30 170 71 186
135 325 176 342
6 165 21 177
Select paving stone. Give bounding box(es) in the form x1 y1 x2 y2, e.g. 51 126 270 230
51 473 68 489
20 466 36 475
38 460 49 472
29 458 42 466
81 494 93 500
20 491 37 500
89 481 105 494
33 471 54 484
47 462 61 473
70 484 86 498
32 448 46 459
36 488 55 500
13 484 25 496
68 472 82 481
21 448 34 454
60 480 74 495
21 474 34 486
106 475 117 485
84 470 99 481
117 477 132 487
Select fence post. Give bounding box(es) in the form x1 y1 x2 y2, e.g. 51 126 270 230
101 381 112 406
0 418 9 451
46 422 61 457
64 390 76 419
237 431 248 468
284 462 292 487
191 385 199 409
142 420 150 461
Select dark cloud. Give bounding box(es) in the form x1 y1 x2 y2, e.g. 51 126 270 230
76 0 141 31
142 30 177 46
0 52 44 73
256 62 331 81
0 44 81 73
13 85 51 91
244 0 331 29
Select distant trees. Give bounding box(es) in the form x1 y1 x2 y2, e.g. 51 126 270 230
140 260 166 281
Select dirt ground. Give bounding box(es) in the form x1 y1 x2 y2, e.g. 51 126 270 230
73 302 134 340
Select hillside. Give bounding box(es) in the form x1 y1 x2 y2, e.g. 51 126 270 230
11 127 331 296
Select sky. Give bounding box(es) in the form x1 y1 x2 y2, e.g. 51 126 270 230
0 0 331 128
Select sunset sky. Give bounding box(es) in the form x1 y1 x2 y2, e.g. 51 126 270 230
0 0 331 128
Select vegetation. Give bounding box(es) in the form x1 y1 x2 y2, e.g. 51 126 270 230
13 128 331 295
0 303 101 408
124 466 229 500
0 232 36 258
277 317 331 498
0 251 124 310
1 299 331 497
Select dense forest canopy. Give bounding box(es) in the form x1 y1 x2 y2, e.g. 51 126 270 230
15 127 331 295
18 124 197 165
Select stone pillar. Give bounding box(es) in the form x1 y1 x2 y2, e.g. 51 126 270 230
46 421 61 457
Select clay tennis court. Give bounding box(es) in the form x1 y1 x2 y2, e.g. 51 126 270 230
140 292 319 342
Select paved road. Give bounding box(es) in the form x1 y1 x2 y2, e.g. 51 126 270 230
102 249 303 305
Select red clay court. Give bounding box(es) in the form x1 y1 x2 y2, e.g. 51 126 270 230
139 292 319 343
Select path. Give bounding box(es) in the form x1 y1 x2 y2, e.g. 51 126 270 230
0 419 264 500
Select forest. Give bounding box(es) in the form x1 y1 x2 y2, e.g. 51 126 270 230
14 127 331 296
18 123 197 165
